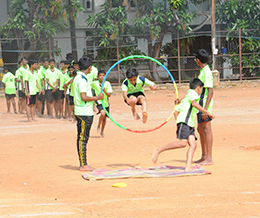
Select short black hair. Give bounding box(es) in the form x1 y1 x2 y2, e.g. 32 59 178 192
4 67 9 71
43 58 49 63
68 65 74 70
49 59 55 63
28 60 38 67
20 57 27 62
126 68 138 78
195 49 209 63
98 70 106 75
79 57 92 71
189 78 204 89
18 60 22 65
73 60 79 65
60 60 67 64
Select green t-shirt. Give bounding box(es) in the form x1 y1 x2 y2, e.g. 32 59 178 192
59 70 68 91
121 76 155 94
40 66 48 89
19 65 29 88
2 72 16 94
176 89 200 127
198 65 213 113
91 80 113 107
45 67 60 90
15 68 22 90
24 70 38 95
86 66 98 83
73 71 93 116
36 70 44 92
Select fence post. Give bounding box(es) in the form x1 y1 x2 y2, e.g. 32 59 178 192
49 38 52 59
239 28 242 81
177 32 181 83
211 0 216 70
0 36 4 90
117 35 120 86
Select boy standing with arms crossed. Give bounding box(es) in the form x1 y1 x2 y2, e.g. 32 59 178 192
24 60 41 122
73 57 103 171
152 78 215 172
194 49 214 165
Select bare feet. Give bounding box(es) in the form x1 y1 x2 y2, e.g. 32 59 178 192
27 119 32 122
32 118 37 122
142 111 148 123
199 159 214 166
79 165 95 172
100 132 106 137
194 155 206 163
184 166 193 172
132 109 140 120
97 127 101 134
152 148 160 163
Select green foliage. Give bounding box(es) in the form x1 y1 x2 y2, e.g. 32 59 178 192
216 0 260 76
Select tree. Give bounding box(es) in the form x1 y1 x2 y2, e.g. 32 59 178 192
86 1 144 72
0 0 67 61
86 0 212 82
64 0 84 61
216 0 260 76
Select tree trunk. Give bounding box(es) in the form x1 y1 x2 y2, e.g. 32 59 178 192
147 34 165 82
68 0 78 61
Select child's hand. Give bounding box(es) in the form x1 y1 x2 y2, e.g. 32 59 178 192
26 93 30 98
42 89 45 95
97 93 104 100
207 113 215 120
150 84 158 90
174 98 181 105
126 98 134 105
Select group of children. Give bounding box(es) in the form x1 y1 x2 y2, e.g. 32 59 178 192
2 48 214 172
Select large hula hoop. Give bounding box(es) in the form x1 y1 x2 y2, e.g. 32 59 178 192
100 55 178 133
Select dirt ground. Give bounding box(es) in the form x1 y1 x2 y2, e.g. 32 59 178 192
0 85 260 218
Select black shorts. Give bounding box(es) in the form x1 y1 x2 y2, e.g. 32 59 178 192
27 95 36 105
197 112 212 124
66 94 70 102
5 93 16 98
60 90 65 99
18 90 26 98
46 89 60 102
96 104 109 117
37 93 45 101
176 123 197 140
69 96 74 106
124 91 145 106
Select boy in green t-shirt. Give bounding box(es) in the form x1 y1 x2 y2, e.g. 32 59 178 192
2 67 17 114
63 65 76 121
152 78 215 172
14 60 23 113
194 49 214 165
73 57 103 171
24 60 41 122
91 70 113 137
122 68 158 123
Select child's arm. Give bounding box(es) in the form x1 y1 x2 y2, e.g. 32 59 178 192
201 88 214 120
63 79 73 90
25 81 30 98
46 78 55 89
36 80 41 95
103 88 112 97
192 100 215 119
80 92 104 102
123 90 133 104
41 79 45 95
174 110 179 120
149 84 158 90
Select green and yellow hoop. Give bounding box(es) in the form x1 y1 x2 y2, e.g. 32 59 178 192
101 55 178 133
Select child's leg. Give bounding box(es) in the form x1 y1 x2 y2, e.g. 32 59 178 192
198 121 213 165
138 96 148 123
100 110 107 137
152 140 187 163
11 97 17 113
48 101 53 118
195 123 207 163
54 100 59 118
75 115 95 171
26 102 31 122
129 96 140 120
18 97 22 113
5 97 11 113
185 135 197 172
31 104 37 121
38 100 42 117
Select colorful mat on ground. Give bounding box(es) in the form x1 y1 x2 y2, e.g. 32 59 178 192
82 165 211 181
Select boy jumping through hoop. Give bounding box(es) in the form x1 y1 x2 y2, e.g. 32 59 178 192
152 78 215 172
122 68 158 123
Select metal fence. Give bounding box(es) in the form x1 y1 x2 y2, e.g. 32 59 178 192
1 28 260 86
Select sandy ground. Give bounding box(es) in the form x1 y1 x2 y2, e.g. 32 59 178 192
0 85 260 218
